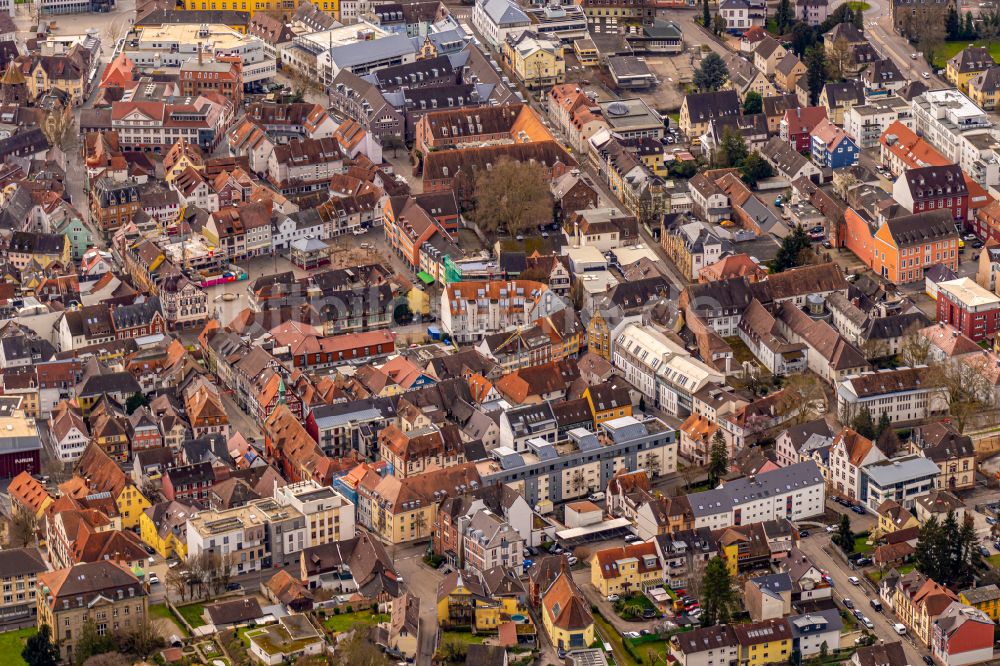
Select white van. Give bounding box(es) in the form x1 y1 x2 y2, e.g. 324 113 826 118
588 491 606 502
894 624 907 635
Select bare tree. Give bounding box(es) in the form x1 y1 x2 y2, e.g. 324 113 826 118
900 326 932 367
860 336 890 363
103 17 128 53
8 509 36 548
473 158 554 238
42 109 75 168
683 556 709 601
826 36 853 81
928 359 993 433
165 566 187 603
780 373 827 423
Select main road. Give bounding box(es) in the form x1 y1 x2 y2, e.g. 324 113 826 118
796 527 931 666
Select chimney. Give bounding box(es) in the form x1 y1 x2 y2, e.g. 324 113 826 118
198 43 203 66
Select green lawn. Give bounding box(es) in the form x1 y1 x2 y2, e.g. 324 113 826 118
853 535 874 554
176 602 207 628
593 613 639 666
441 631 487 645
627 636 670 663
323 610 389 633
933 40 1000 69
0 627 36 666
846 1 870 10
988 553 1000 569
150 603 173 621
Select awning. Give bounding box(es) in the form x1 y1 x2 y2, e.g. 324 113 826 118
417 271 434 285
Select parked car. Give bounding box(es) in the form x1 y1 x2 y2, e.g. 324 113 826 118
862 616 875 630
148 573 160 585
849 576 861 585
826 525 836 533
853 609 865 620
226 583 242 592
842 598 854 609
642 609 657 619
981 546 991 557
852 505 866 515
607 594 620 602
623 631 640 639
894 624 907 635
567 556 579 566
923 657 934 665
974 240 985 248
870 599 883 612
624 535 641 543
688 608 703 619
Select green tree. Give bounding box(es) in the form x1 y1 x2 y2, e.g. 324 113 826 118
791 21 817 56
914 516 944 582
805 46 827 106
775 0 793 33
743 90 763 114
946 6 960 39
875 411 891 440
850 407 876 440
700 556 737 625
125 391 149 415
965 11 977 38
833 514 854 554
707 431 728 487
694 52 728 92
713 12 727 35
74 620 115 666
702 0 710 27
740 153 773 187
773 225 811 272
716 127 749 168
877 425 900 458
23 624 60 666
852 3 864 27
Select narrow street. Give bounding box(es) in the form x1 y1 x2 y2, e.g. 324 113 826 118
796 525 930 665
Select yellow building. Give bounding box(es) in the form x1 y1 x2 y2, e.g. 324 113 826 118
680 89 740 139
590 542 663 597
874 499 919 537
583 382 632 427
960 585 1000 621
946 46 996 93
24 57 85 105
541 572 594 651
163 140 205 184
586 310 611 360
574 38 598 66
139 501 192 560
501 31 565 89
182 0 335 18
968 67 1000 110
733 619 793 666
367 464 480 545
117 485 152 530
436 570 530 632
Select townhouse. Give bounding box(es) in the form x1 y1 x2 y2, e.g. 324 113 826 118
911 422 976 491
828 428 886 502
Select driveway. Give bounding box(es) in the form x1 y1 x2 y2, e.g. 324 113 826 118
572 568 664 635
796 533 931 664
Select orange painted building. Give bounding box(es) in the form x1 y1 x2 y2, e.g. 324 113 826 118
873 211 960 284
843 208 959 285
